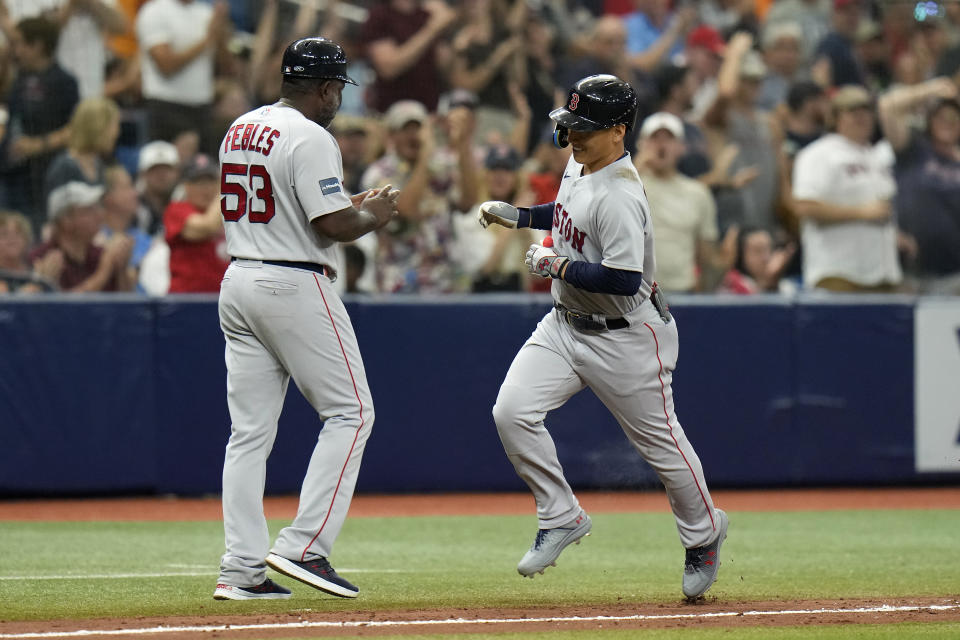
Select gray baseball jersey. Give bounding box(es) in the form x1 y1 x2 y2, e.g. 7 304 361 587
493 151 722 557
550 153 654 317
217 102 374 589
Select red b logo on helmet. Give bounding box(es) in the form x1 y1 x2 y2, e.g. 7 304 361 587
569 93 579 110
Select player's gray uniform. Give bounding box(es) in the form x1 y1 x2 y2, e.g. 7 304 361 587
217 103 373 587
493 153 721 548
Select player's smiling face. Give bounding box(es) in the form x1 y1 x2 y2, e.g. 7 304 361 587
567 125 626 174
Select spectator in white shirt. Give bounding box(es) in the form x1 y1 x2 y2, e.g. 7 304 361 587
792 85 903 292
635 112 738 293
135 0 231 154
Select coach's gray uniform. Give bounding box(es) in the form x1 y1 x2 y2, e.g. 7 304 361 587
493 153 721 548
217 103 374 587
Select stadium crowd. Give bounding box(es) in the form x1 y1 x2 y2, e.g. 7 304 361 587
0 0 958 296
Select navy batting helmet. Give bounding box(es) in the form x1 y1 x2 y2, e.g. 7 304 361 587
282 37 357 85
550 74 639 148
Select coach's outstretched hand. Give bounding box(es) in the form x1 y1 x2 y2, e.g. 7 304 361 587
478 201 519 229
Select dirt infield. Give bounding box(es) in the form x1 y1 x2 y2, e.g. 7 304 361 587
1 488 958 638
2 598 959 639
2 487 959 521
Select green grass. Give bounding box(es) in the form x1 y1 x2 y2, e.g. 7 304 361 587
0 510 956 622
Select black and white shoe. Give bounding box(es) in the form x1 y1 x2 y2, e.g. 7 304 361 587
213 578 291 600
266 553 359 598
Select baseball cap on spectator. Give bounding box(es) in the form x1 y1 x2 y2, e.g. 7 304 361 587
639 112 685 139
47 181 105 221
384 100 428 131
762 22 802 50
739 50 767 79
832 85 873 112
181 153 219 182
687 25 725 56
138 140 179 173
485 144 522 171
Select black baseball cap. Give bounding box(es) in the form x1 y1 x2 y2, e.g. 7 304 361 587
485 144 522 171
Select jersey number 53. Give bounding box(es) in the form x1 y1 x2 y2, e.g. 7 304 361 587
220 162 276 224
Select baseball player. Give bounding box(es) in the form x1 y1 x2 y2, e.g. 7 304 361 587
479 74 728 600
213 37 399 601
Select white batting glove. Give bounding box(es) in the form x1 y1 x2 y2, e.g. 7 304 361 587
525 243 569 278
478 201 519 229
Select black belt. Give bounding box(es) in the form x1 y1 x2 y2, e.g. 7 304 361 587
554 303 629 332
231 257 330 277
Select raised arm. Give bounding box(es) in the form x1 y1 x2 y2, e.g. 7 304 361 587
878 77 958 152
366 1 458 82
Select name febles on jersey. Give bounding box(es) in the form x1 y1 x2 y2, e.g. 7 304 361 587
218 104 353 273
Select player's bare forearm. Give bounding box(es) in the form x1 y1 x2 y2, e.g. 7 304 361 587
313 187 399 242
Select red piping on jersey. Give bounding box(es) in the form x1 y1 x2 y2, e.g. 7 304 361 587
301 274 366 561
643 322 716 533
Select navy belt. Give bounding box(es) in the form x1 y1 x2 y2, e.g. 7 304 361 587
231 257 330 277
554 303 629 332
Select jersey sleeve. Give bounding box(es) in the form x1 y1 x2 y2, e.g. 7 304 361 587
290 127 353 221
792 143 831 201
135 3 172 50
595 188 647 272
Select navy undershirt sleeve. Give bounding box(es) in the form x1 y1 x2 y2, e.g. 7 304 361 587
517 202 555 230
563 261 643 296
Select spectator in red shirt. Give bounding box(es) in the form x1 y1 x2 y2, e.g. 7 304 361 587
164 154 226 293
29 181 134 292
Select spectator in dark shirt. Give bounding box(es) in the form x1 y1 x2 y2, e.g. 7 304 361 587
2 16 79 235
163 154 226 293
448 0 525 142
360 0 459 113
812 0 865 88
653 63 712 178
879 77 960 294
136 140 180 235
29 181 133 292
779 80 830 239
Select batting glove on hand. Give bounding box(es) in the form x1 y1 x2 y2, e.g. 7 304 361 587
478 201 519 229
525 243 569 278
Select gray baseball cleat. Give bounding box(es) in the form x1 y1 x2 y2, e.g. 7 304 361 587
682 509 729 599
517 510 592 577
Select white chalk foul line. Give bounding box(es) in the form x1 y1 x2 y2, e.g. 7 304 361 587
0 604 957 638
